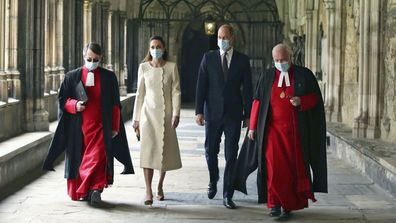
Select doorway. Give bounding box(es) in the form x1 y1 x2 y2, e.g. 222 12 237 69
180 22 217 104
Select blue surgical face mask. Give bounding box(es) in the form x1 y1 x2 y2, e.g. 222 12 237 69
274 62 290 72
150 49 164 59
217 39 230 51
84 59 100 71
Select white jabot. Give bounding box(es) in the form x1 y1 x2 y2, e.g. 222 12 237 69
86 71 95 87
277 71 290 87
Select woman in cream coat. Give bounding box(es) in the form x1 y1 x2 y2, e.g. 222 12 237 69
132 36 182 205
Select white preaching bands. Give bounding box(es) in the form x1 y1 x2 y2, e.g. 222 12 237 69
86 71 95 87
277 71 290 88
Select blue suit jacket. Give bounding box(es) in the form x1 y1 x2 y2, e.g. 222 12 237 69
195 49 253 121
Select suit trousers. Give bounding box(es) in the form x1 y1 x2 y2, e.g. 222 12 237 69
205 116 241 199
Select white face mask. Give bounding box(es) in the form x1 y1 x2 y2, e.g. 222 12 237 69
150 49 164 59
84 59 100 71
274 62 290 72
217 39 230 51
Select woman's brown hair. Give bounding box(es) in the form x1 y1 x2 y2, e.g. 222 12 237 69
143 35 168 62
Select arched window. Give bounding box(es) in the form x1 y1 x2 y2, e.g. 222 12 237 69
127 0 283 92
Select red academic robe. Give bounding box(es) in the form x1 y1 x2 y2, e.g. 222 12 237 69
250 67 318 211
64 66 120 200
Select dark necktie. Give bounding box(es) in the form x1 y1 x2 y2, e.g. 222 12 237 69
222 52 228 81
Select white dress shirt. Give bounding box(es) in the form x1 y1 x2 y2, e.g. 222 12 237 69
220 47 233 68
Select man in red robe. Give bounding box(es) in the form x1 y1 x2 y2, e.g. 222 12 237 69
43 43 134 206
240 44 327 220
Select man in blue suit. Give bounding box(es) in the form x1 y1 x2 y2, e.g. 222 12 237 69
195 24 253 209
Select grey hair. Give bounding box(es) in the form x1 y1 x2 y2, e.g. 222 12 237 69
272 43 292 58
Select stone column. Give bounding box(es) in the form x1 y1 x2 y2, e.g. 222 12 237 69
83 0 92 44
311 6 320 77
305 0 320 75
4 0 10 98
107 9 113 70
119 11 127 96
22 0 49 131
101 2 110 68
44 0 51 94
55 0 65 86
91 1 102 44
64 0 84 70
324 0 336 121
353 0 369 137
2 0 21 100
366 0 382 138
112 11 120 78
0 0 7 102
49 0 57 94
0 75 6 102
7 0 20 99
305 9 313 69
75 0 84 66
332 0 342 122
288 0 297 31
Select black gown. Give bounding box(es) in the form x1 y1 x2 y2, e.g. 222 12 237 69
234 65 327 203
43 67 134 183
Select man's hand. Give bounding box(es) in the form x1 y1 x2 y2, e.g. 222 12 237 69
171 116 180 129
195 114 205 126
112 130 118 138
76 101 86 112
289 96 301 107
248 130 255 140
242 118 250 128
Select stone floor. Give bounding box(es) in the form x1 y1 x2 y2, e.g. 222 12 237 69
0 109 395 223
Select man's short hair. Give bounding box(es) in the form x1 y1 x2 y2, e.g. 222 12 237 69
219 24 234 36
83 42 102 56
272 43 292 57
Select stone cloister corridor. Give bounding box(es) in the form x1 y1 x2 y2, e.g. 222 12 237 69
0 0 396 222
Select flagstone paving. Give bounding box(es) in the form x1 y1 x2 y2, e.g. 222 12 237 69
1 109 395 223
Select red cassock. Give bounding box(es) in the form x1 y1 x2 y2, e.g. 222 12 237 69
63 67 120 200
250 67 319 211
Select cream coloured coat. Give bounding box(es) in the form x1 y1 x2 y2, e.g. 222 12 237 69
132 61 182 171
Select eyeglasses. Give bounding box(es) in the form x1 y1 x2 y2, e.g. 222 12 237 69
86 58 100 62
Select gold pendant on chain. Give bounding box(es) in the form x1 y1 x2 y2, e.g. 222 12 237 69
280 91 285 98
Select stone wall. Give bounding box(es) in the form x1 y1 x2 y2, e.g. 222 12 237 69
0 0 130 143
282 0 396 144
382 1 396 143
0 95 134 199
44 93 59 122
0 102 23 142
0 93 59 142
341 2 359 126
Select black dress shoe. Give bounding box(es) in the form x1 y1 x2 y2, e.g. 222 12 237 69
207 183 217 199
223 198 237 209
89 190 102 206
276 210 292 221
269 205 281 217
